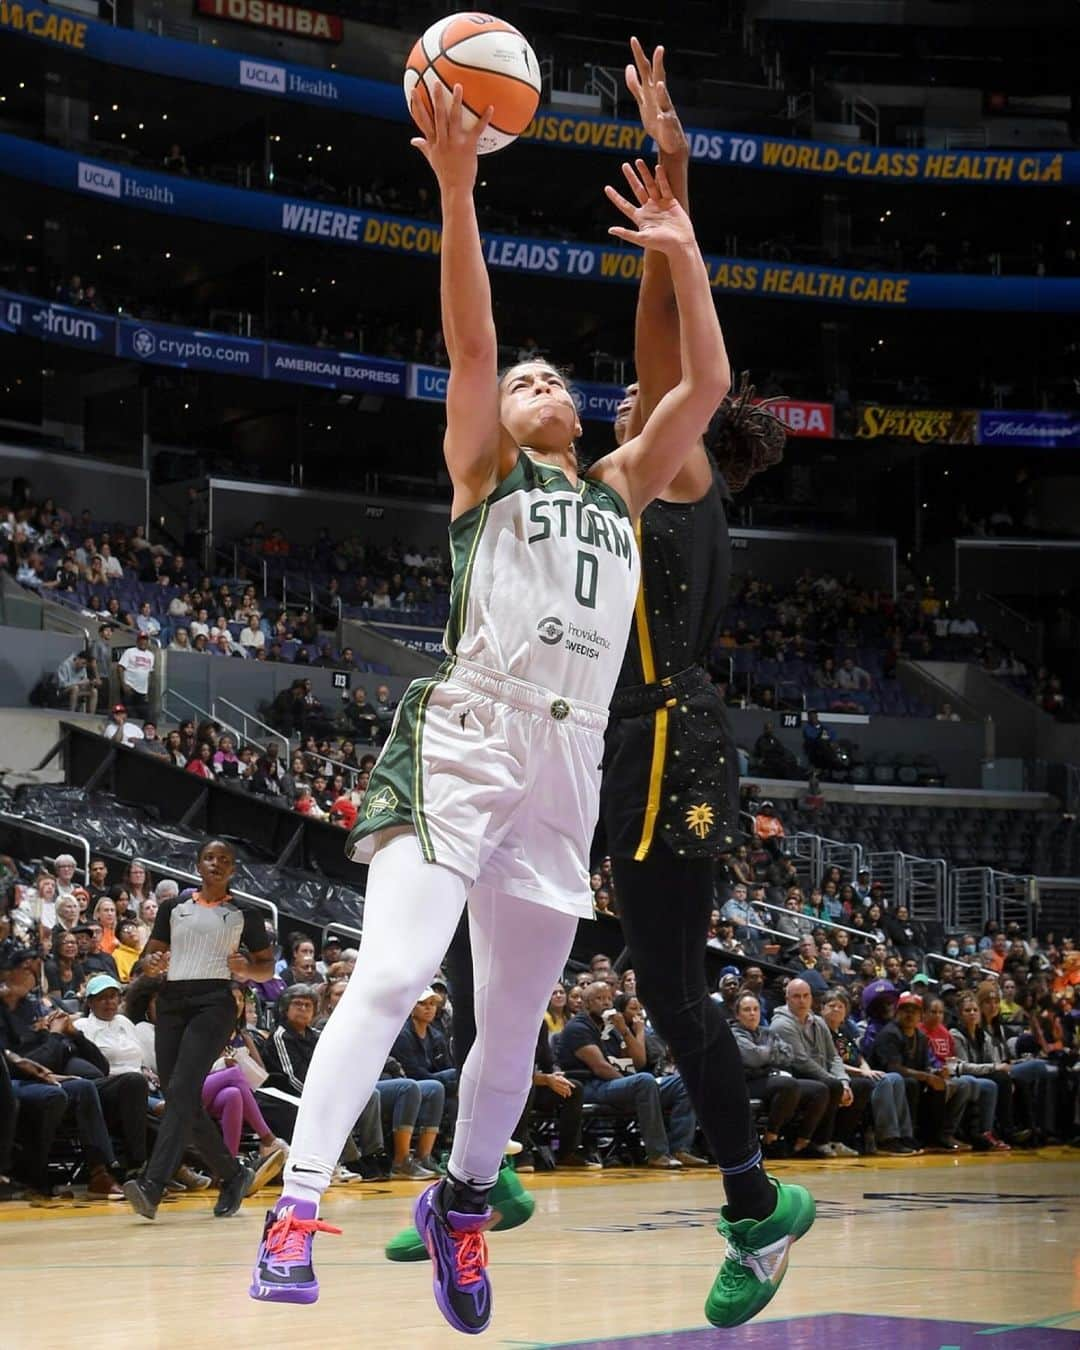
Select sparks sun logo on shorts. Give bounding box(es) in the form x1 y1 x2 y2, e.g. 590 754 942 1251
536 616 564 645
364 785 399 819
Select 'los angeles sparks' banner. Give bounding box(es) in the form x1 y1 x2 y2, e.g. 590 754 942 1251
3 136 1079 312
1 0 1076 188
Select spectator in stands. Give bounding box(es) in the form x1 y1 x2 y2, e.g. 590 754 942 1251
280 935 319 988
56 651 100 714
343 686 379 742
835 658 871 692
112 918 143 984
256 985 385 1180
53 895 81 934
770 978 861 1157
868 992 973 1151
556 981 694 1168
186 742 214 779
731 991 828 1158
134 722 169 760
86 858 109 904
391 989 459 1103
79 922 119 980
786 936 830 997
774 891 809 951
117 633 154 720
920 995 1004 1150
212 735 241 780
0 947 124 1198
975 981 1058 1142
239 616 265 653
882 905 927 961
544 984 571 1036
802 710 836 771
821 988 919 1154
45 929 86 999
712 969 743 1022
751 720 799 779
93 897 118 955
936 702 960 722
949 991 1020 1147
753 801 786 859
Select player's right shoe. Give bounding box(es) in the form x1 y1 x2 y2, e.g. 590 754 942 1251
705 1177 816 1329
249 1197 342 1304
414 1178 493 1335
385 1159 534 1262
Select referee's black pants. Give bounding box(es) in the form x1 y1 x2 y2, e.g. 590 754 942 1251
145 981 240 1193
612 843 761 1173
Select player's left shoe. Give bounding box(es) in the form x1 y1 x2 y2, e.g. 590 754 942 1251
414 1178 493 1335
385 1159 533 1262
705 1177 816 1328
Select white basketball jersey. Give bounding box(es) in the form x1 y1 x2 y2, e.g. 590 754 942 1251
444 452 640 707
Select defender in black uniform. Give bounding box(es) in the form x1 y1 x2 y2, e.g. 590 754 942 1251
602 40 812 1330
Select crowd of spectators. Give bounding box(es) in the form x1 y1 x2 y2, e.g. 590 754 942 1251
694 825 1080 1155
2 806 1076 1205
164 712 394 828
710 569 1077 724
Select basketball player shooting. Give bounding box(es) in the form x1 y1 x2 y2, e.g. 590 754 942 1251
249 79 731 1335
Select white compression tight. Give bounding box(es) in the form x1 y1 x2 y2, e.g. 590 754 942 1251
283 832 577 1206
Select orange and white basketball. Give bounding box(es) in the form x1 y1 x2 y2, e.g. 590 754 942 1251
404 12 542 155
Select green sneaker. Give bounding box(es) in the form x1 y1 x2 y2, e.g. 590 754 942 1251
383 1160 535 1262
704 1177 815 1328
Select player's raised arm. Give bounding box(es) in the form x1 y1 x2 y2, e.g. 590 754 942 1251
410 83 502 514
622 37 691 441
591 161 730 518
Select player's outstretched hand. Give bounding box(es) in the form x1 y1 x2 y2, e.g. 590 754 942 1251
626 36 688 160
410 81 494 192
605 159 694 255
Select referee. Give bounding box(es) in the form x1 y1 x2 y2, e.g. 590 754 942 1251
123 839 275 1220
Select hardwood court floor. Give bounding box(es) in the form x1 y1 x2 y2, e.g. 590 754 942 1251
2 1151 1077 1349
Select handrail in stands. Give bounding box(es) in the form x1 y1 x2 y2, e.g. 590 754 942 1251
0 811 92 891
213 697 290 760
321 921 363 950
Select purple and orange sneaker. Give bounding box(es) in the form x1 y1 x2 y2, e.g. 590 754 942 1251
249 1197 342 1304
414 1179 493 1335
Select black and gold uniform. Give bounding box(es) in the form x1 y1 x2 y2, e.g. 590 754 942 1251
598 471 765 1194
602 471 739 860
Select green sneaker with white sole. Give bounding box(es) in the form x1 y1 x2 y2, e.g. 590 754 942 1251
384 1159 535 1262
705 1177 816 1328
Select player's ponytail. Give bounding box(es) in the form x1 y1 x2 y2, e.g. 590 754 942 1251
704 372 787 494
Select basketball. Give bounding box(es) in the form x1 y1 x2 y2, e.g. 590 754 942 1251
403 11 542 155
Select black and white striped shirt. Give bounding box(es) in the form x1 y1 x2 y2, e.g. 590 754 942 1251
150 893 267 982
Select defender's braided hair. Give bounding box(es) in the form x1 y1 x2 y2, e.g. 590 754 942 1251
704 372 787 494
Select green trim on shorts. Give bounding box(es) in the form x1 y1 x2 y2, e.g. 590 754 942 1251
445 496 489 656
410 677 439 862
345 676 440 861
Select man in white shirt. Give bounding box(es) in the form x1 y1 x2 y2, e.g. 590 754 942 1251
103 704 145 747
118 632 155 718
239 616 266 652
99 543 123 579
135 602 161 639
189 608 210 640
